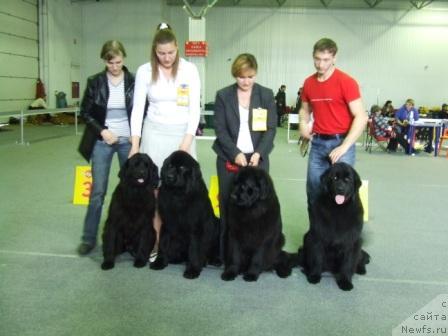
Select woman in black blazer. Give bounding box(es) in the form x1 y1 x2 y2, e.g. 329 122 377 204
212 53 277 257
77 40 135 255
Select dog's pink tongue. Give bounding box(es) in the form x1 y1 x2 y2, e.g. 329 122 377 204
137 178 144 184
335 195 345 205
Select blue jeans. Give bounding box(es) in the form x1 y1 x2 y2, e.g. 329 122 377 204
81 138 131 245
306 137 356 206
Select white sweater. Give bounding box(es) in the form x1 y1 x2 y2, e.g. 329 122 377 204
131 58 201 137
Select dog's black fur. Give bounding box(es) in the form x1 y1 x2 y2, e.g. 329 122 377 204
150 150 220 279
222 166 292 282
101 153 159 270
298 162 370 290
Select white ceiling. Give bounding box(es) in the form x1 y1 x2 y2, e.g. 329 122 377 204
166 0 448 10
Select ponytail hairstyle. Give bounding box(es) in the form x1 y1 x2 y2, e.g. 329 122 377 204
151 22 179 83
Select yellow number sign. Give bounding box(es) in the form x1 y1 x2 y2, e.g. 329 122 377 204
360 180 369 222
208 175 220 217
73 166 92 205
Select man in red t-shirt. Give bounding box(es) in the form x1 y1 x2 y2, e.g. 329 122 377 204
299 38 367 206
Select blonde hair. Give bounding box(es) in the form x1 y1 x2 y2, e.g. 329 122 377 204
151 23 179 83
231 53 258 77
405 98 415 106
100 40 126 61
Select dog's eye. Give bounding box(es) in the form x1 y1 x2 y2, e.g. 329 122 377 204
344 177 351 182
333 176 338 180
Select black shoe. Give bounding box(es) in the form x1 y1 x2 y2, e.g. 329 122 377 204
77 242 95 256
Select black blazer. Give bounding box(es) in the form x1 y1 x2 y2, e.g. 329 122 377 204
78 67 135 162
212 83 277 162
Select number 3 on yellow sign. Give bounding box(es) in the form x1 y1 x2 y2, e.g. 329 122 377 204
73 166 92 205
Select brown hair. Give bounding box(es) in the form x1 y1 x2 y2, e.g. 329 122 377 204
370 105 381 114
151 23 179 83
100 40 126 61
313 38 338 56
231 53 258 77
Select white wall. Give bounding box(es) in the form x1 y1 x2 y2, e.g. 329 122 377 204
205 6 448 109
44 0 448 110
40 0 82 108
0 0 38 113
79 0 188 93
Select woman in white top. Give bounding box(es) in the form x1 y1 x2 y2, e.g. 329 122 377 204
130 23 200 165
130 23 201 247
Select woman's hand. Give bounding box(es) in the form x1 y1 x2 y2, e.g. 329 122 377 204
128 146 139 158
234 153 248 167
179 134 193 153
128 136 140 158
101 129 118 145
249 152 260 166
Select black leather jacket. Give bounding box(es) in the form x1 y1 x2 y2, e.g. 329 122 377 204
78 66 135 162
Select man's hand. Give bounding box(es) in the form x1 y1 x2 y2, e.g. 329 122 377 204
329 143 350 164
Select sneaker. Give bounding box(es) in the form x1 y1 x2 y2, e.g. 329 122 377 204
77 242 95 256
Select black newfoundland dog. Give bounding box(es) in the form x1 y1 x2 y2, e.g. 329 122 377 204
298 162 370 290
101 153 159 270
222 166 292 282
150 150 220 279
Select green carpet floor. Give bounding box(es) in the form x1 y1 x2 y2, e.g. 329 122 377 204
0 123 447 336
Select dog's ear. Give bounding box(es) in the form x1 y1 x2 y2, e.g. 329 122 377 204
150 161 160 189
259 172 272 200
352 167 362 191
119 157 130 179
191 162 202 183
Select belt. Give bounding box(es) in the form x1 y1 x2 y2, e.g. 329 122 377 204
313 133 347 140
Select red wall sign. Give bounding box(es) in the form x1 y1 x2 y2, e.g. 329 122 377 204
185 41 208 57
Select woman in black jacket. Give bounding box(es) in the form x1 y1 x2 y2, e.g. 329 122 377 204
77 40 135 255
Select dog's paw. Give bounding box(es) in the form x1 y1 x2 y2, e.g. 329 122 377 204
356 264 367 275
306 273 321 284
243 272 259 282
133 259 147 268
101 261 115 270
221 270 237 281
337 279 354 291
275 264 292 278
149 258 167 270
183 268 200 279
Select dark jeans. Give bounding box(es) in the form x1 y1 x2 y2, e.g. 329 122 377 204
81 138 131 245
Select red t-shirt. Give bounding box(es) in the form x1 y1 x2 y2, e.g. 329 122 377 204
301 68 361 134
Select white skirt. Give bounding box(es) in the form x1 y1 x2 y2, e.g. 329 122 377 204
140 120 197 173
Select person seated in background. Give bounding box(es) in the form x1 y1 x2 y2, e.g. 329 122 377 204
371 105 391 137
382 100 395 117
387 98 419 154
422 103 447 153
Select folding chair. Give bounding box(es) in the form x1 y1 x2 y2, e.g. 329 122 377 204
365 118 390 153
437 128 448 158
